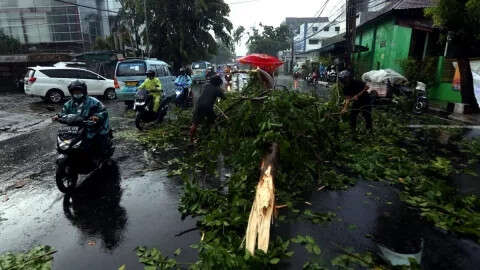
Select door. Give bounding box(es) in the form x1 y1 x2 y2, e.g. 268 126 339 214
73 69 105 96
40 69 73 96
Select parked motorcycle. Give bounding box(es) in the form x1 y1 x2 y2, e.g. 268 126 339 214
134 89 171 130
174 82 193 108
413 81 428 114
55 114 114 193
327 70 337 82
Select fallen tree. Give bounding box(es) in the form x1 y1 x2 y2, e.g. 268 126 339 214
135 84 480 269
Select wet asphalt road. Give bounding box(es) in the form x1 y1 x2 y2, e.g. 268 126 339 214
0 91 198 269
1 84 480 269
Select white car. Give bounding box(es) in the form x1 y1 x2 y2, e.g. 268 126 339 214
24 66 116 103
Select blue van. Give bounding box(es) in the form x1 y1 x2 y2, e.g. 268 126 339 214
114 59 176 107
191 61 212 83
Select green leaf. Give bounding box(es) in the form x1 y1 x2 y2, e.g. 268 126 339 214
118 265 126 270
270 258 280 264
174 248 182 256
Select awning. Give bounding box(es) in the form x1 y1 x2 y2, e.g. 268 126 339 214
0 55 28 63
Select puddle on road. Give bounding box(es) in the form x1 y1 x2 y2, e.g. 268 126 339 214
275 181 480 269
0 165 198 270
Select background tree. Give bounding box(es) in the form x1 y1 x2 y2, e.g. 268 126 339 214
0 31 21 54
145 0 232 71
233 26 245 45
210 40 235 64
118 0 144 55
92 36 114 51
246 24 290 57
426 0 480 112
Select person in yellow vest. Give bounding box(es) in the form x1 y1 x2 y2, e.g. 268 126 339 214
138 69 163 113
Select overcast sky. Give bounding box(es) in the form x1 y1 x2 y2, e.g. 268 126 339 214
226 0 343 55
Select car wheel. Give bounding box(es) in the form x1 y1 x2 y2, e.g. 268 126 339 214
104 88 116 100
46 89 64 104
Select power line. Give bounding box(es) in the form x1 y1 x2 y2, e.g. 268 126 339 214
293 0 390 45
53 0 119 13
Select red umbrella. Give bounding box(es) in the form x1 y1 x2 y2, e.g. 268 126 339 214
237 54 283 72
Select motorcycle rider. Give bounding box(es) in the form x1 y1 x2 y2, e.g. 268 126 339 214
175 67 193 99
206 66 217 81
53 80 112 160
138 69 163 119
224 65 233 91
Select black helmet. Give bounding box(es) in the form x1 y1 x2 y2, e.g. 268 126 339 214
209 74 223 87
68 80 87 97
338 70 352 82
146 69 155 78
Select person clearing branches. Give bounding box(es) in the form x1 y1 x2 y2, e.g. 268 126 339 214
189 74 226 143
339 70 372 133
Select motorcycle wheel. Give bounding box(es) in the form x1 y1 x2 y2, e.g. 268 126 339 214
135 111 145 131
56 161 78 193
413 101 425 114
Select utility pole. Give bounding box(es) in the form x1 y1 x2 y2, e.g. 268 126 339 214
345 0 356 72
143 0 150 58
290 37 295 73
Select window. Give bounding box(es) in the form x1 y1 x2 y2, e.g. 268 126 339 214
192 62 206 70
73 70 99 80
163 66 171 76
41 69 71 78
116 62 147 77
309 39 320 45
323 26 329 31
312 27 318 32
335 26 340 32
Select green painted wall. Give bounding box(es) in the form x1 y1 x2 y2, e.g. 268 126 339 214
354 18 412 74
429 57 461 103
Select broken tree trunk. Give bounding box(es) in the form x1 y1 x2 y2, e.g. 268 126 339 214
245 143 279 255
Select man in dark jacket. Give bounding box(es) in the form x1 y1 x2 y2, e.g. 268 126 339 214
53 80 112 159
339 70 372 133
189 75 226 142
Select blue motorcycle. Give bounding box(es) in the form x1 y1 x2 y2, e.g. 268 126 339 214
174 82 192 108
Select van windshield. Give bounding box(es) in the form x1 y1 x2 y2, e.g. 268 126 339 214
117 62 147 76
192 62 206 69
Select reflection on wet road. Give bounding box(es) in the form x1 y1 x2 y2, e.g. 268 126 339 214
0 168 198 269
0 92 198 269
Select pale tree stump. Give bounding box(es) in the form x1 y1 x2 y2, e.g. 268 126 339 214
245 143 278 254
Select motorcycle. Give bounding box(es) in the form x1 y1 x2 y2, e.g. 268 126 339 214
225 73 233 91
307 72 319 85
134 89 171 130
327 70 337 82
55 114 114 193
413 81 428 114
174 82 193 108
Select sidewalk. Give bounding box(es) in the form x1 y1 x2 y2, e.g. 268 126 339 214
429 101 480 125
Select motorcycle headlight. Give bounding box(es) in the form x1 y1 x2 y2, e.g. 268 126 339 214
58 137 72 150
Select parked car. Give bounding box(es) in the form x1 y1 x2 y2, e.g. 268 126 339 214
191 61 212 83
24 67 116 103
114 59 176 108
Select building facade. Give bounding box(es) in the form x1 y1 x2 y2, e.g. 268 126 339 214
0 0 120 53
293 21 342 53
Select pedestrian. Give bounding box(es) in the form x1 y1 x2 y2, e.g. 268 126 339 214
339 70 372 134
293 64 300 89
189 74 226 142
